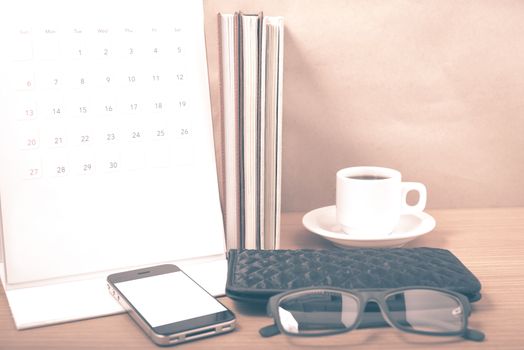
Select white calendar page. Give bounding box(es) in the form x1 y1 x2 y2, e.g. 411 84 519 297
0 0 225 285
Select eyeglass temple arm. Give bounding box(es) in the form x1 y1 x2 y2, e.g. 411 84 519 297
464 328 485 342
259 323 281 337
260 295 282 337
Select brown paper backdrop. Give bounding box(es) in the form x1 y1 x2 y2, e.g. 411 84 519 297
204 0 524 212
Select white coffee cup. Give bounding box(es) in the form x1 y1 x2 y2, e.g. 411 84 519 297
336 166 427 237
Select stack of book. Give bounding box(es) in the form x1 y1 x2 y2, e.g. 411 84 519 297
218 12 284 250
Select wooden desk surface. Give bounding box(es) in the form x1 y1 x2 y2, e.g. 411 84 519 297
2 208 524 349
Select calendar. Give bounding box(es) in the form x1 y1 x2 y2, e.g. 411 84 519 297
0 0 226 328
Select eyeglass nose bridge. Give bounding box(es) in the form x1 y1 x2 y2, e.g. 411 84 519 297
356 292 388 309
354 295 399 330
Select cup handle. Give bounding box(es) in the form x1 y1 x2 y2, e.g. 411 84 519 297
401 182 427 213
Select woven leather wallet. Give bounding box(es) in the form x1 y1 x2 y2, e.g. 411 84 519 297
226 248 482 303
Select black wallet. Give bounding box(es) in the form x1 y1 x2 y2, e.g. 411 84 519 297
226 248 482 303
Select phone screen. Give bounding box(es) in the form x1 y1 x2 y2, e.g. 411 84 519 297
114 270 227 328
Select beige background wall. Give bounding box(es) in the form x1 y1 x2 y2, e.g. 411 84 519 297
204 0 524 212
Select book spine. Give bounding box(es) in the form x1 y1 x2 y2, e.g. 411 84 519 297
257 12 265 250
233 13 242 250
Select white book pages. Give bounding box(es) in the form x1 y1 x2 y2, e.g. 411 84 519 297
261 17 284 249
239 13 261 249
218 13 240 250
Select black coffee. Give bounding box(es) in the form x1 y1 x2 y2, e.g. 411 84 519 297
347 175 390 180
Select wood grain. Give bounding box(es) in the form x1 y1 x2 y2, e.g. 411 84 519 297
2 208 524 349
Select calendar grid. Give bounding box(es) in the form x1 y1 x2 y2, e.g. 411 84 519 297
8 25 195 180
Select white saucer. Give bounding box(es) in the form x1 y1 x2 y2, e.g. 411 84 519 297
302 205 436 248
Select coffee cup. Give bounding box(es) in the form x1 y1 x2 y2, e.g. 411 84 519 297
336 166 427 237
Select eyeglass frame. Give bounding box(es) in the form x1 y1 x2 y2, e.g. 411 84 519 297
260 286 484 342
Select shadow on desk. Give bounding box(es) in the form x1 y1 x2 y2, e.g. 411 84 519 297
231 300 267 316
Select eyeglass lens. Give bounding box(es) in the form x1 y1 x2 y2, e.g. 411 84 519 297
385 289 464 334
277 291 359 335
277 289 464 336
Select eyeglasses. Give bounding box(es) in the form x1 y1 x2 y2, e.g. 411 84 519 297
259 287 484 342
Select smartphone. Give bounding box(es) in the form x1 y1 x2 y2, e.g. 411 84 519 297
107 264 236 346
